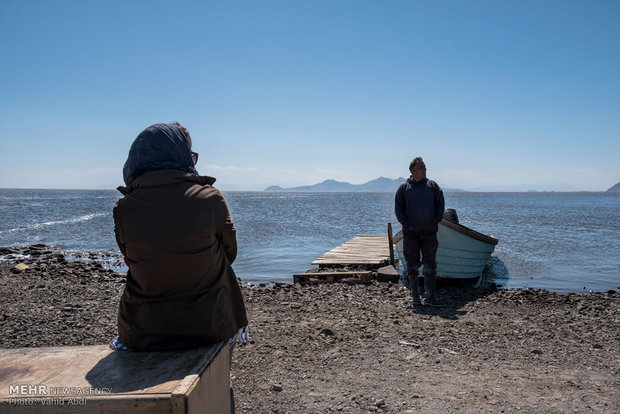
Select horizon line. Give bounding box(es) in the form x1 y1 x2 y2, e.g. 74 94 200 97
0 186 614 194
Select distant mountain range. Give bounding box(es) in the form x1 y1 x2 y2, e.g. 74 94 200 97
265 177 464 192
607 181 620 192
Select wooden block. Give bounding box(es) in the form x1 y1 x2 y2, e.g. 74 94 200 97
0 343 230 414
293 274 310 284
359 273 372 283
377 265 400 283
293 271 374 284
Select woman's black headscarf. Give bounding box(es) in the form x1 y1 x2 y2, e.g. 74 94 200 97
122 123 198 186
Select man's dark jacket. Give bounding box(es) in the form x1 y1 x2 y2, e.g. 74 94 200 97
394 177 445 232
113 169 248 351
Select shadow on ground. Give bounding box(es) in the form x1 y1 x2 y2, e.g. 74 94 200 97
399 272 500 320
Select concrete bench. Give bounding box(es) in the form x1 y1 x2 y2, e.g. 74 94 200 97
0 342 229 413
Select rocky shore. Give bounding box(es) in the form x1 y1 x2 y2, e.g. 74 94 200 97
1 245 618 413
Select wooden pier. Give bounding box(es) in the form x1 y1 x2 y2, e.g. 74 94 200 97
312 235 391 267
294 228 399 284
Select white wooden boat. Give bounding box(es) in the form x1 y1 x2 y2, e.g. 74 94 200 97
393 212 498 280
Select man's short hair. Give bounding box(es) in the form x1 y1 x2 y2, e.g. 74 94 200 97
409 157 424 173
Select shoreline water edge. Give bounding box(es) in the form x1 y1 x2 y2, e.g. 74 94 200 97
3 189 620 293
1 246 618 413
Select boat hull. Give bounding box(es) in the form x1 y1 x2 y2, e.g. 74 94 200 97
394 219 498 280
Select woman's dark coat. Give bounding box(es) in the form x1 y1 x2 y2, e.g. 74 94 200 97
114 169 248 351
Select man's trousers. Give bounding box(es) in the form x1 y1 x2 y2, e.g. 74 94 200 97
402 229 438 301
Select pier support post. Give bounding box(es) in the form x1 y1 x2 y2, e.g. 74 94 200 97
388 222 394 266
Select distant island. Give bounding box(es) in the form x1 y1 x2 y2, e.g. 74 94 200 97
607 181 620 192
265 177 464 192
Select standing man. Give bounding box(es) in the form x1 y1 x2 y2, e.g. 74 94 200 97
395 157 445 306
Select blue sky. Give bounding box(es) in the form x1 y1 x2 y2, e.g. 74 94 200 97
1 0 619 191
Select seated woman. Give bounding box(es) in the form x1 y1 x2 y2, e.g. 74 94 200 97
111 122 248 352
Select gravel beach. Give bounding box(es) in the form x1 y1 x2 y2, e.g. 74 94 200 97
1 245 618 413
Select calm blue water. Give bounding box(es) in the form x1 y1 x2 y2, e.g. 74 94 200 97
1 189 619 294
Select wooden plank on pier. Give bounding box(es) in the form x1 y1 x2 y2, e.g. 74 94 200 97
293 271 373 284
311 235 390 267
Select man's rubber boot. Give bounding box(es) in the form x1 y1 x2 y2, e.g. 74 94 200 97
407 267 422 306
423 269 438 306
